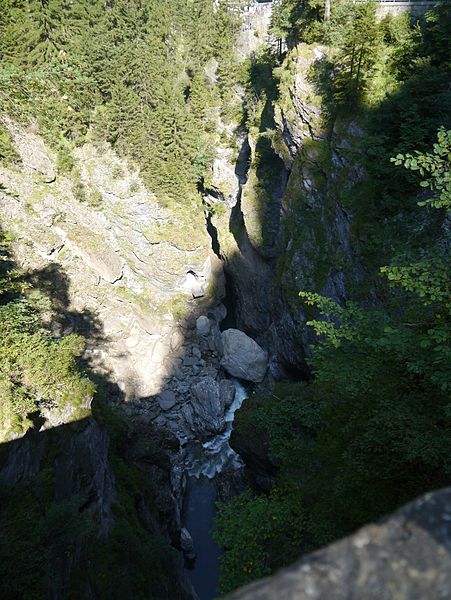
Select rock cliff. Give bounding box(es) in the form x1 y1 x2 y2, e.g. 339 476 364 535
210 43 370 375
0 407 195 598
0 118 224 400
267 44 371 371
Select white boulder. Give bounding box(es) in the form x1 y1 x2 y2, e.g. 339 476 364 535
220 329 268 383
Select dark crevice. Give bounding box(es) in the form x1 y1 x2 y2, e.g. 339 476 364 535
205 213 221 258
234 134 252 184
279 360 311 383
219 273 237 331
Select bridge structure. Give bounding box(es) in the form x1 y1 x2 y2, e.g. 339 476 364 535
355 0 441 17
231 0 441 57
232 0 441 18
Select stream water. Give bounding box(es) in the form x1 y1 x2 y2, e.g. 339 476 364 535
183 380 248 600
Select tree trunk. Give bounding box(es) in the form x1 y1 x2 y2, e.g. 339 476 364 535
355 47 364 98
324 0 331 20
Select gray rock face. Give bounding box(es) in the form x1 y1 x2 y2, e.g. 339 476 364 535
0 428 45 487
1 116 55 182
225 488 451 600
0 123 223 401
55 223 123 284
53 418 116 539
209 44 377 377
220 329 268 382
196 315 211 336
0 416 116 539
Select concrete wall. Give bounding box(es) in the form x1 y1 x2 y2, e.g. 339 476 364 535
376 1 439 17
370 1 438 18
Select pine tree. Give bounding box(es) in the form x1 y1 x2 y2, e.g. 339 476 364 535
333 1 382 104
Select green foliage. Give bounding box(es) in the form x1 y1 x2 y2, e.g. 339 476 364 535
88 187 103 208
331 2 383 105
0 233 94 441
55 142 75 174
422 1 451 68
0 0 241 204
0 294 94 440
218 251 450 590
215 486 305 594
329 4 451 265
276 2 451 276
218 21 449 589
381 253 450 306
0 467 55 599
0 126 19 165
0 232 24 297
215 381 313 593
391 127 451 209
270 0 325 44
0 63 97 144
72 177 87 203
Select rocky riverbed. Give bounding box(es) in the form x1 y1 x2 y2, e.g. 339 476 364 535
112 305 267 444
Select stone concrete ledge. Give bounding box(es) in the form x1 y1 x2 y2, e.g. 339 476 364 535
226 488 451 600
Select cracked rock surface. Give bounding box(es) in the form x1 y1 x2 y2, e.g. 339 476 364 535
0 124 224 399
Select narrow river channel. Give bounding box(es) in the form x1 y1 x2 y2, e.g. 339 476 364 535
182 381 248 600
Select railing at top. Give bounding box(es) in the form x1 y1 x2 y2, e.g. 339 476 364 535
359 0 441 17
355 0 438 3
229 0 441 19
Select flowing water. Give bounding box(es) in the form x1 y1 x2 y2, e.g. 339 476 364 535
184 380 247 479
183 380 249 599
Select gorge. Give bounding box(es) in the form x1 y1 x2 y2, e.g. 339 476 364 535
0 1 450 599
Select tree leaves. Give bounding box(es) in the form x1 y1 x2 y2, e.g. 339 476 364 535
390 127 451 209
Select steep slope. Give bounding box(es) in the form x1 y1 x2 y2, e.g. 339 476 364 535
0 118 223 399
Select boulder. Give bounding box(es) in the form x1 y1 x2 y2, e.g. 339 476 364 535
184 271 206 298
180 527 196 561
220 329 268 383
209 303 227 323
196 316 211 336
183 356 199 367
191 346 202 359
157 391 177 411
185 376 227 440
208 323 224 354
